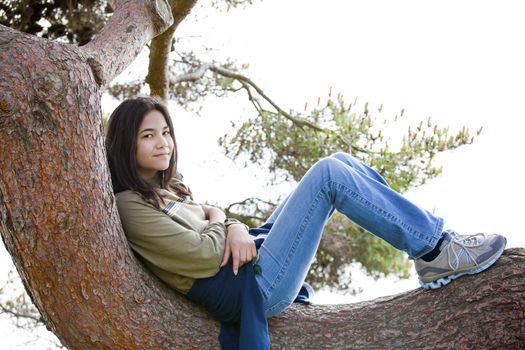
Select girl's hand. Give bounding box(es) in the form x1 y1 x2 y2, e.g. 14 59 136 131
221 224 257 275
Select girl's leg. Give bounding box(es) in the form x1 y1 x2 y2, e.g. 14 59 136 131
264 152 389 224
255 152 444 317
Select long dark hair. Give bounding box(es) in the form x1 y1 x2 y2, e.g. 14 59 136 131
105 96 190 208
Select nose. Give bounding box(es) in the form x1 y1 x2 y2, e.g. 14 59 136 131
157 136 169 148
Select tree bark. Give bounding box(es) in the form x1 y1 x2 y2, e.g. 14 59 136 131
0 2 524 350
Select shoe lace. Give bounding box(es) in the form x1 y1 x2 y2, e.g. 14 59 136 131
445 231 485 270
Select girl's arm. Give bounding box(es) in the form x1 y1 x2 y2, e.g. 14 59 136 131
201 205 256 275
202 205 227 223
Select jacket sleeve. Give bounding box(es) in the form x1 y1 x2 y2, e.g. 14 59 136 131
116 192 226 279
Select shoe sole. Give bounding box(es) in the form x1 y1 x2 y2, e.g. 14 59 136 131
419 245 506 290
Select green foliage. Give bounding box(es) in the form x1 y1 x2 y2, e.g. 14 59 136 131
221 90 476 192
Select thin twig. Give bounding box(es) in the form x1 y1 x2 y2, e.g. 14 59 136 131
239 81 263 113
0 303 42 323
170 63 211 84
210 65 327 131
225 197 277 212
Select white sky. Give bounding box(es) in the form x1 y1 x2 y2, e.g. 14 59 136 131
2 0 525 348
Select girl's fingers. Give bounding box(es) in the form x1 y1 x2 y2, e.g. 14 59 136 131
221 242 231 267
232 249 240 275
225 235 258 275
240 247 247 266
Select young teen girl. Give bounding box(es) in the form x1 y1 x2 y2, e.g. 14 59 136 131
106 96 506 350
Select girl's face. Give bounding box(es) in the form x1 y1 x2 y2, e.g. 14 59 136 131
135 110 174 181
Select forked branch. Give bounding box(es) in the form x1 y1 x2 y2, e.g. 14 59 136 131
82 0 174 86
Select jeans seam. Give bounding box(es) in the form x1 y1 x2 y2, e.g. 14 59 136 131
328 180 438 246
264 187 326 297
257 246 278 297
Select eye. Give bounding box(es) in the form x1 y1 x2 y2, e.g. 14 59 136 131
143 134 153 138
163 130 170 136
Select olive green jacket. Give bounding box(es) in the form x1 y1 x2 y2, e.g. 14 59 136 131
116 190 227 294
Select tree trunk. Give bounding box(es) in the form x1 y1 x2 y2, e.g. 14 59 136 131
0 2 524 349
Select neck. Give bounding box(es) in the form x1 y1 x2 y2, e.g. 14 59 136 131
140 172 161 186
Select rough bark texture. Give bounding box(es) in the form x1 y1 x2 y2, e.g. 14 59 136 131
0 2 524 349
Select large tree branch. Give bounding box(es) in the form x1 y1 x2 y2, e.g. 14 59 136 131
267 248 525 348
82 0 173 86
147 0 198 101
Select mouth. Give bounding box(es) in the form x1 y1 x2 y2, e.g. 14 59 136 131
153 153 170 158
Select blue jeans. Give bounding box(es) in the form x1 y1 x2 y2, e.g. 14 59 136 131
255 152 444 317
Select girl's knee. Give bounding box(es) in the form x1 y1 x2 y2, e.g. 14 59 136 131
330 151 354 163
309 157 348 184
330 151 350 159
315 156 340 171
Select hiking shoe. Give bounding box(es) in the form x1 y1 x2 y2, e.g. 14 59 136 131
415 230 507 289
